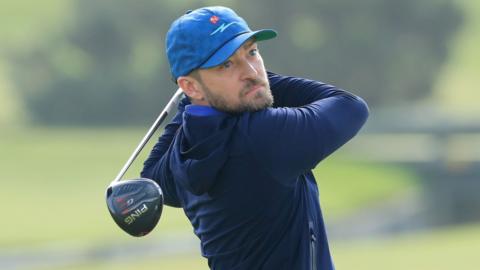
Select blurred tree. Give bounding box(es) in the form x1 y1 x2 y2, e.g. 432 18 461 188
8 0 185 125
247 0 462 106
8 0 462 125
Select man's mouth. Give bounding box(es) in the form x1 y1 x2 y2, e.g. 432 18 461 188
243 83 264 97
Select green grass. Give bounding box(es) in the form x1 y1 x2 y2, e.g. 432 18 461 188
0 127 416 247
333 223 480 270
42 223 480 270
315 157 417 219
0 127 192 247
47 253 209 270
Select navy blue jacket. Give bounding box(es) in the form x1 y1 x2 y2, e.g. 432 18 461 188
141 72 369 269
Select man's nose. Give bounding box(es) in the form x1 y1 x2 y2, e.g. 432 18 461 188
240 59 258 80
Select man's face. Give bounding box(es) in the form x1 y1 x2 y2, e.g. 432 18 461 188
194 39 273 114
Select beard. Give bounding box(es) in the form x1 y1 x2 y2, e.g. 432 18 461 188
201 77 274 114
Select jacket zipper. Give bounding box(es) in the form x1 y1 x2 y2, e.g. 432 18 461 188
309 221 317 270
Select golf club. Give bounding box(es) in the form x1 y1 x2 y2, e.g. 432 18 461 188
106 88 184 237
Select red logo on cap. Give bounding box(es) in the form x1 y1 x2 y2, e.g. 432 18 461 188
210 15 219 24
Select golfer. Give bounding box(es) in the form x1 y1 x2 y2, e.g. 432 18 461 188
142 6 369 270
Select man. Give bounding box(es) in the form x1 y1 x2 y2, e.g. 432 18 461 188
142 6 369 270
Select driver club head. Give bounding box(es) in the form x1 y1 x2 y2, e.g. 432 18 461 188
106 178 163 237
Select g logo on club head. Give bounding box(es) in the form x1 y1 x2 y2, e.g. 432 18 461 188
127 198 134 206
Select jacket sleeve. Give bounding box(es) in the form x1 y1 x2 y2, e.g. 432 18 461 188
140 97 190 207
268 71 338 108
244 74 369 183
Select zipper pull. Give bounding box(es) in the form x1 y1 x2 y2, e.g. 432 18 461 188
309 221 316 241
309 221 317 270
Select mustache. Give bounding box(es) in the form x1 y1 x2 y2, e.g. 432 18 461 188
240 78 267 95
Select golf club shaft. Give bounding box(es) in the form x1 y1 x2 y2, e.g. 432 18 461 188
112 88 184 183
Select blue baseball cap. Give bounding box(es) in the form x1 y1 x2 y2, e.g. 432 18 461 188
166 6 277 81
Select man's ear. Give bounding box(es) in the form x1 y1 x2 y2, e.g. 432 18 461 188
177 76 204 101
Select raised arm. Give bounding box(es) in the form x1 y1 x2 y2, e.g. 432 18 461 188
245 74 369 182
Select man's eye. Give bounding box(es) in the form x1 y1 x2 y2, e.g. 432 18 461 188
249 49 258 56
222 61 232 69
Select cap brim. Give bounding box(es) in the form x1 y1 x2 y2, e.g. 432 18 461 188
200 29 277 69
